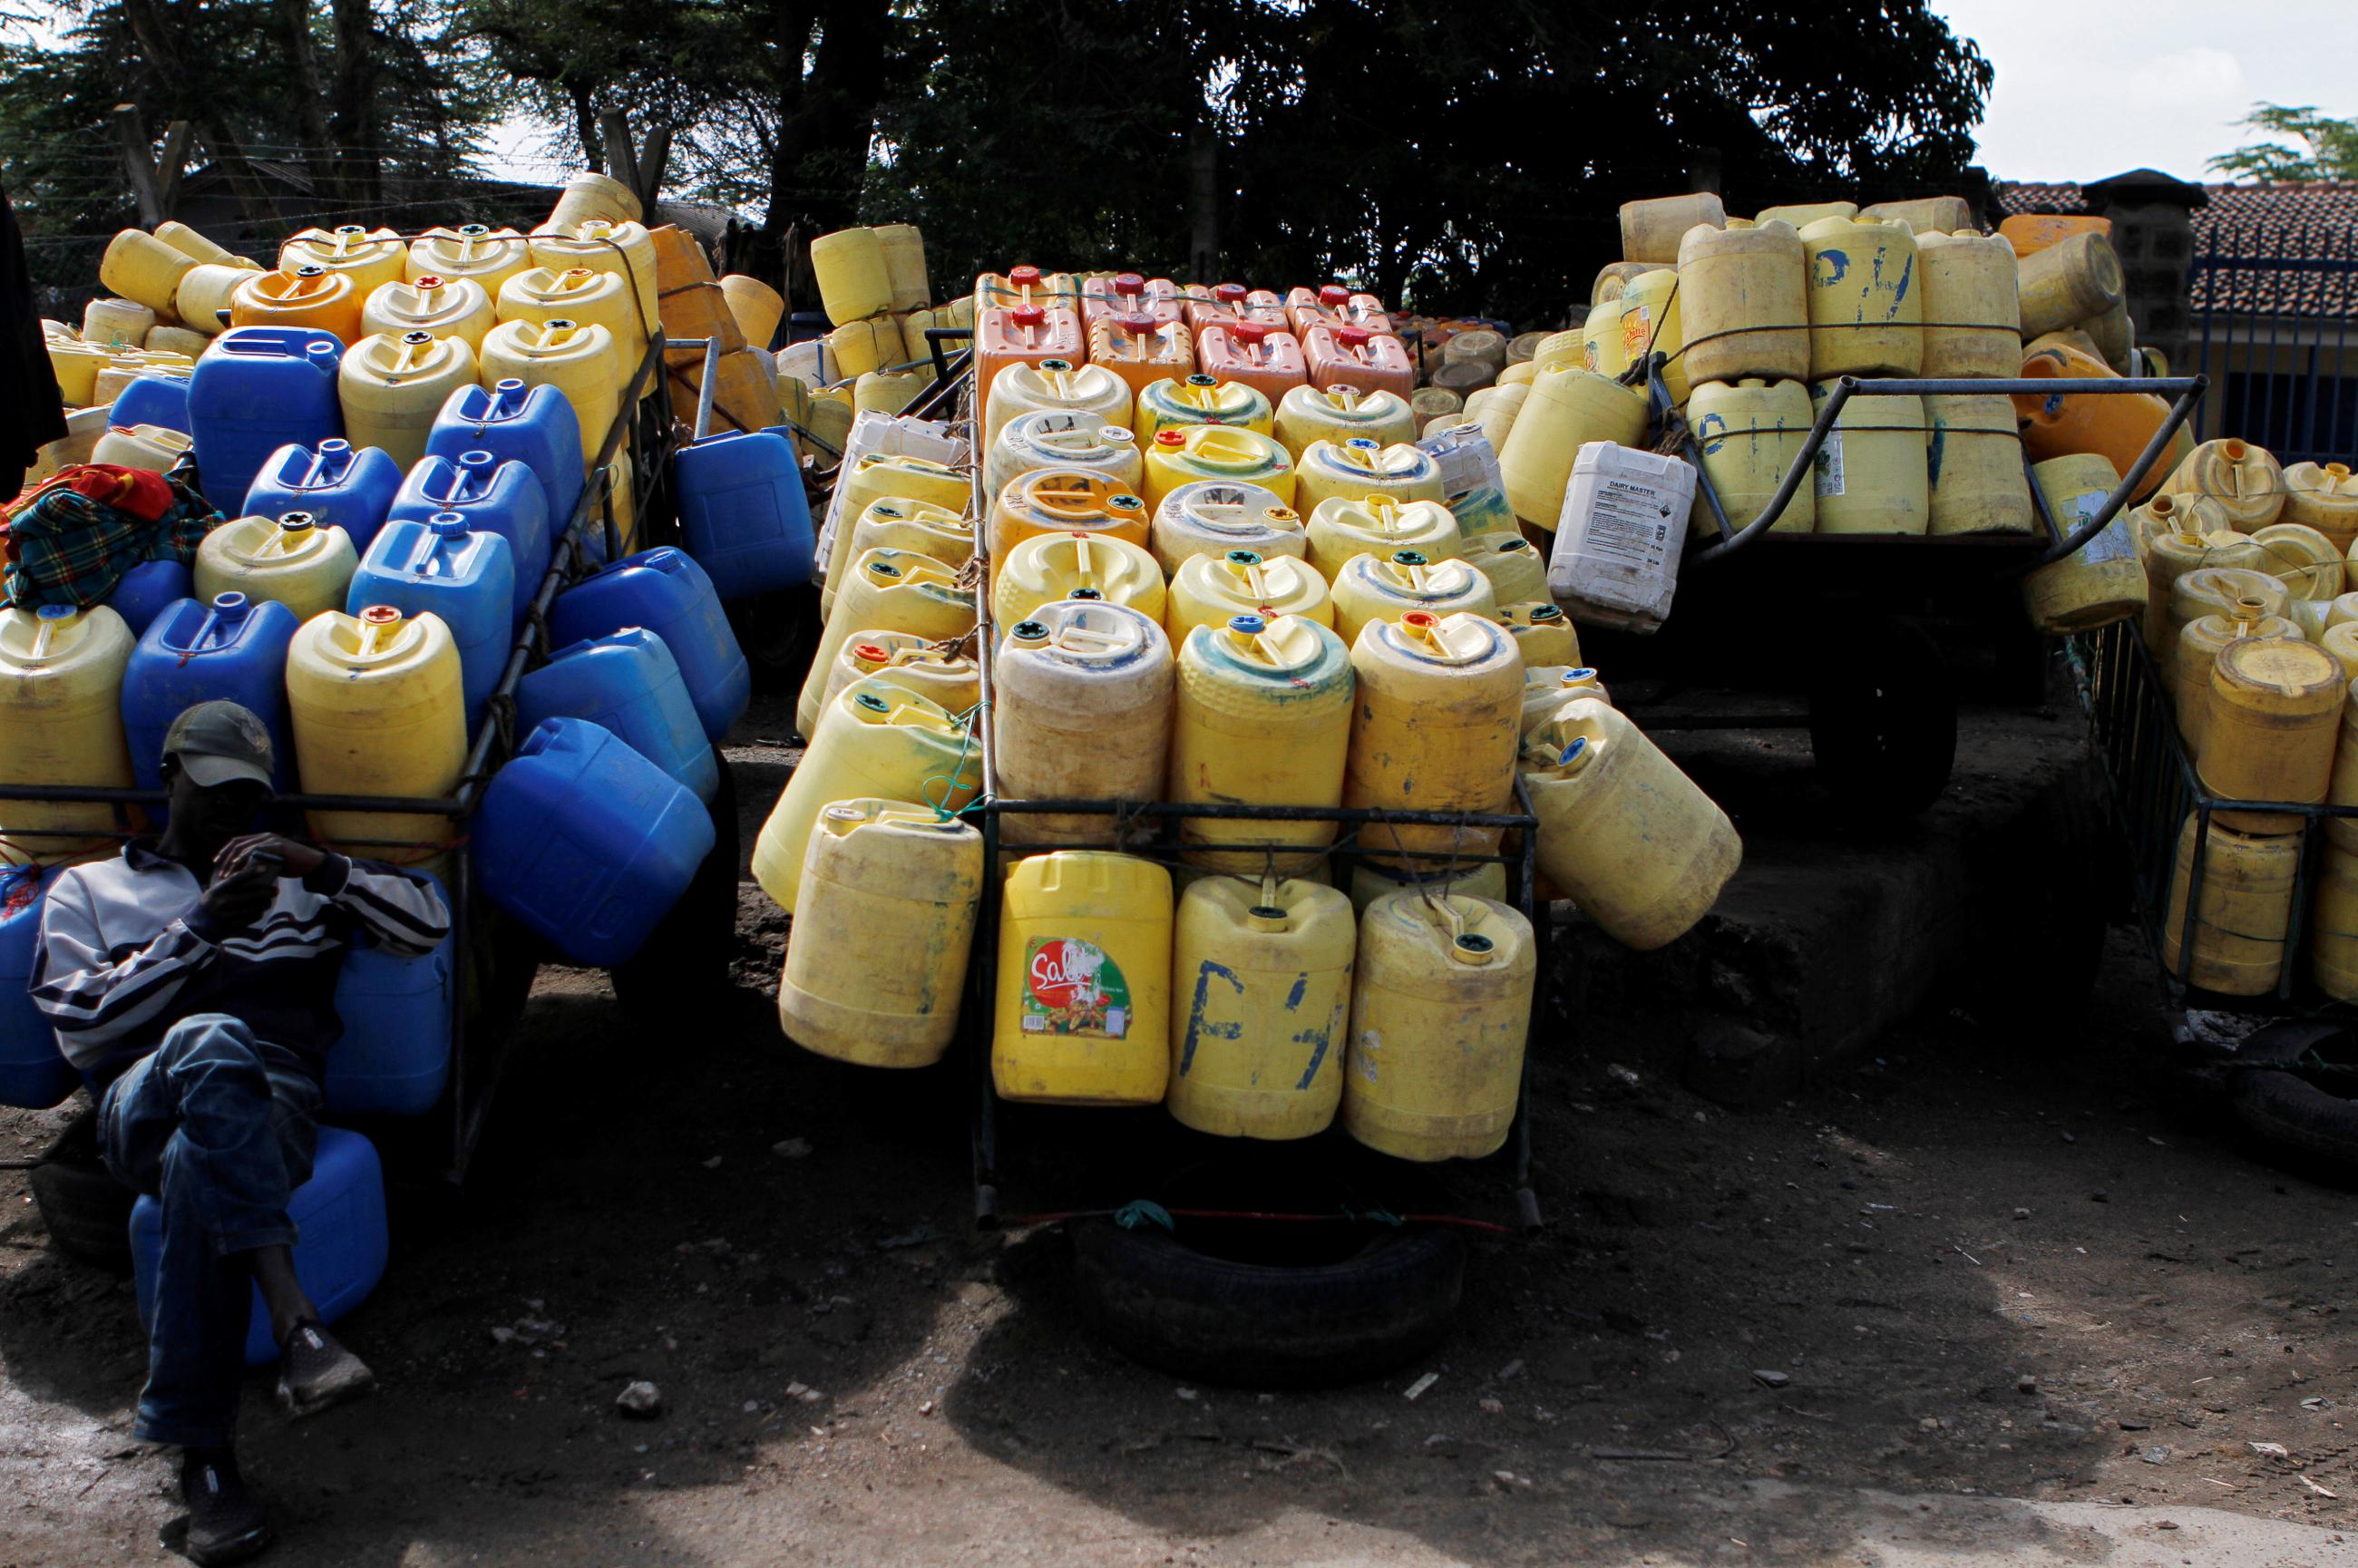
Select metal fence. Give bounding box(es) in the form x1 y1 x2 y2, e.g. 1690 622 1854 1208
2187 218 2358 464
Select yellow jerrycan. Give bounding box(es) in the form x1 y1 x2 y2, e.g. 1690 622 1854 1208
281 226 407 300
777 800 984 1068
478 318 624 468
2172 604 2296 753
1916 231 2022 379
81 297 153 350
1459 532 1549 605
340 331 479 472
2163 439 2286 531
809 228 894 326
1580 297 1630 379
286 607 465 869
91 424 193 472
1164 550 1332 645
853 370 921 418
407 224 533 292
1330 551 1500 648
992 851 1174 1106
1757 200 1856 229
1293 437 1445 513
173 265 250 335
1149 480 1303 573
1859 196 1975 234
1676 220 1807 385
1685 378 1815 536
1619 192 1726 264
993 600 1175 846
195 512 359 622
2143 529 2256 662
2311 845 2358 1002
544 170 640 230
1798 216 1923 378
527 219 661 331
1167 872 1357 1139
872 223 928 312
990 531 1165 629
100 229 198 315
988 471 1150 579
828 317 902 381
1459 385 1530 453
1344 611 1523 867
2161 815 2298 995
2016 229 2124 339
1522 699 1743 950
1304 495 1461 582
983 358 1135 447
1170 613 1354 872
820 499 974 620
362 275 496 351
1134 375 1274 441
1808 381 1928 535
985 410 1142 495
896 307 939 386
1926 393 2034 537
2283 462 2358 550
1346 859 1505 916
1341 891 1535 1161
2201 636 2343 833
1272 385 1417 460
811 632 980 723
830 453 971 589
2022 454 2145 634
1499 602 1581 667
755 678 980 913
152 221 256 270
2167 563 2285 676
0 605 135 865
1142 425 1296 511
1497 365 1649 531
2252 521 2343 603
496 268 645 387
798 550 974 739
1521 665 1611 733
45 340 108 406
1615 268 1690 405
231 266 364 343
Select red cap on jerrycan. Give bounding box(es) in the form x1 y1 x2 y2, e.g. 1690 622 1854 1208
1213 283 1247 306
1319 284 1350 307
1114 273 1145 297
1009 265 1041 285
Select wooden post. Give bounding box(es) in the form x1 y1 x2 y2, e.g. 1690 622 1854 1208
598 110 673 218
113 106 195 226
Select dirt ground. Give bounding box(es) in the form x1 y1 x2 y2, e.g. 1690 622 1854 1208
4 693 2356 1566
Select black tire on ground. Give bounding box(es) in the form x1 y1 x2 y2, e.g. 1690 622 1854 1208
1068 1216 1466 1388
610 746 742 1019
1806 613 1958 817
729 583 823 697
2229 1020 2358 1177
28 1113 134 1273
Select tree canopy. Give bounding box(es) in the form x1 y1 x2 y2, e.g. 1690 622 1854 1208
2209 102 2358 184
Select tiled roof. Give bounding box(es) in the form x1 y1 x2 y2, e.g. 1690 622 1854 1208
1997 180 2358 319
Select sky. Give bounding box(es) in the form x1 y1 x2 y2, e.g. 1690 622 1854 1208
1935 0 2355 184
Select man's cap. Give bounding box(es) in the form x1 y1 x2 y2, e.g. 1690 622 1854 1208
161 701 274 790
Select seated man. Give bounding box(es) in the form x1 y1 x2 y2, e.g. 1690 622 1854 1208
30 700 451 1565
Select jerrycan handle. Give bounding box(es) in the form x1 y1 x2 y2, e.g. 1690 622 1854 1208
453 450 498 502
302 439 353 489
1247 870 1289 933
1069 531 1095 583
29 603 74 658
394 330 434 374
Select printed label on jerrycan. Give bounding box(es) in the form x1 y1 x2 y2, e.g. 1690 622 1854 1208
1814 432 1846 498
1021 937 1132 1038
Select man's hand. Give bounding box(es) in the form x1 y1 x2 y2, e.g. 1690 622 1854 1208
213 833 326 881
194 856 280 932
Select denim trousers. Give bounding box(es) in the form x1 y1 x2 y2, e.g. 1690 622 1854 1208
98 1014 319 1449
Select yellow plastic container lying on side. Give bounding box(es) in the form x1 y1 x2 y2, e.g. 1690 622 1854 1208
0 604 135 865
2162 439 2286 531
2283 462 2358 550
1168 874 1357 1139
819 498 974 620
1500 603 1581 667
797 550 974 739
1496 365 1649 531
1343 611 1523 869
285 607 466 869
809 631 980 724
2022 454 2144 635
1341 891 1535 1161
1170 613 1354 873
777 800 983 1068
830 453 972 590
993 851 1174 1106
2161 815 2297 996
99 229 198 315
1459 532 1549 605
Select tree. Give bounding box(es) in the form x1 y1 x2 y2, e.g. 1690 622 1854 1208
2209 102 2358 183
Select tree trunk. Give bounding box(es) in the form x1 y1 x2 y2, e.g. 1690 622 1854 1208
1186 124 1221 285
327 0 381 208
122 0 283 239
274 0 339 200
763 0 889 239
571 83 602 173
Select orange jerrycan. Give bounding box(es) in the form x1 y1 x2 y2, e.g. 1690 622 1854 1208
1087 312 1194 398
231 266 365 344
976 299 1086 422
1301 324 1417 401
1194 322 1309 405
1079 272 1184 326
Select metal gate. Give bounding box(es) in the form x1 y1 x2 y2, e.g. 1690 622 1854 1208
2187 215 2358 464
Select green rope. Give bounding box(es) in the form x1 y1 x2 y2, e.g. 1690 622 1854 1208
1113 1200 1175 1232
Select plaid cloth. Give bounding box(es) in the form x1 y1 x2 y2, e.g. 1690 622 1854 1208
0 453 219 610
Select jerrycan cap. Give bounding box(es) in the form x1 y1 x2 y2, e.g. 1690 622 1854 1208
1529 604 1565 622
1231 322 1270 344
1213 283 1247 304
209 591 250 617
1497 537 1533 553
1008 620 1050 646
1319 284 1350 307
852 642 892 662
1227 614 1268 635
414 274 444 290
1344 436 1381 452
1117 312 1157 334
1011 305 1046 327
34 603 75 621
1185 373 1219 388
1154 430 1186 448
1557 735 1593 769
400 329 435 346
333 224 366 238
360 605 403 627
428 511 472 538
1107 492 1145 511
1450 930 1497 965
457 223 490 237
1226 550 1264 565
1009 265 1042 285
1561 666 1598 684
1392 550 1429 566
1113 272 1145 296
1038 358 1074 373
823 803 867 823
276 511 317 534
1337 326 1373 347
1401 610 1438 629
292 264 328 279
853 692 892 713
1067 587 1105 601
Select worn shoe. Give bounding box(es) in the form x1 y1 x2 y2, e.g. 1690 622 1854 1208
274 1320 375 1419
164 1448 273 1565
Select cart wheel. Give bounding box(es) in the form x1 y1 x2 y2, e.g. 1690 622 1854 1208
1068 1215 1465 1388
729 583 823 695
611 747 742 1018
1806 615 1957 816
2229 1020 2358 1179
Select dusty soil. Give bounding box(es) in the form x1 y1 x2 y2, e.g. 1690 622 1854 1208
3 690 2355 1566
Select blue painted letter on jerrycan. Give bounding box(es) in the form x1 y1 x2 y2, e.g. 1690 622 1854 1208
548 548 749 743
473 716 716 968
243 438 404 556
0 866 72 1110
515 629 718 801
326 869 454 1118
671 429 814 600
425 380 583 551
104 558 192 638
187 326 344 514
108 371 193 435
122 592 301 791
347 516 515 737
387 451 551 622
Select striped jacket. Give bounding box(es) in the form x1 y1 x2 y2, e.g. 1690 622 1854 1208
30 842 452 1086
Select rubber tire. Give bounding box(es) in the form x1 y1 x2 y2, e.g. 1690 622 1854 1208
1806 613 1958 817
730 582 823 696
1068 1218 1466 1388
610 746 741 1020
2230 1020 2358 1177
28 1114 134 1273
